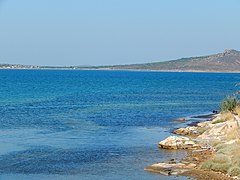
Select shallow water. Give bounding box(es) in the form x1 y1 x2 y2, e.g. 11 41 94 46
0 70 239 179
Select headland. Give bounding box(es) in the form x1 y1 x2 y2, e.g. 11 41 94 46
145 110 240 179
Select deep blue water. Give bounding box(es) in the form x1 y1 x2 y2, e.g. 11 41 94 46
0 70 239 179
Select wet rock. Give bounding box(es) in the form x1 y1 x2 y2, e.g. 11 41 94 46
191 114 216 119
174 118 187 122
187 121 200 126
144 162 196 176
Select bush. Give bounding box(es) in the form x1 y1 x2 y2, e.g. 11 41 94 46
228 166 240 176
212 154 230 164
201 161 230 173
220 96 239 112
232 156 240 166
211 163 230 173
201 160 213 169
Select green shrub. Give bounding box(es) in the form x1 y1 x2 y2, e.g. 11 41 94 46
220 96 239 112
201 161 230 173
201 154 231 173
201 160 213 169
215 144 226 151
228 166 240 176
212 154 230 164
232 156 240 166
211 163 230 173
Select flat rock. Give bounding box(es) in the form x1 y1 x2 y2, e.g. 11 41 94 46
174 118 187 122
144 162 196 176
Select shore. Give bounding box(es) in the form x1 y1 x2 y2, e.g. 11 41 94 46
145 112 240 179
2 67 240 73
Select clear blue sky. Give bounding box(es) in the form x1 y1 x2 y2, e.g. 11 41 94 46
0 0 240 66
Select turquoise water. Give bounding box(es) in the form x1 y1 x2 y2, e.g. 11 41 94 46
0 70 239 179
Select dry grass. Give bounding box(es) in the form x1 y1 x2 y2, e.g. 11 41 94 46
202 142 240 176
217 142 240 155
220 112 234 121
226 128 240 140
212 140 222 147
201 161 230 173
211 112 233 125
196 101 240 176
201 153 231 173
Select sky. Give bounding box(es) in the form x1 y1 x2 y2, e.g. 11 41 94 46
0 0 240 66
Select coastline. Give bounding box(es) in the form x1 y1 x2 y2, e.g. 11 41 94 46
1 67 240 73
145 112 240 179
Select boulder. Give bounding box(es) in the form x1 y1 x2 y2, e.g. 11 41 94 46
158 136 200 150
174 128 189 135
174 126 198 136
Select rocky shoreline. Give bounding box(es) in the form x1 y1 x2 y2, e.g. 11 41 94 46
145 113 240 179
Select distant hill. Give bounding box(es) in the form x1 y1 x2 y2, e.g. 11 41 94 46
1 49 240 71
94 49 240 72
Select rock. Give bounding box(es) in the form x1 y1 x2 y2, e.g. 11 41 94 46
174 128 190 135
187 121 200 126
146 113 240 178
151 162 187 169
224 139 237 145
223 49 238 55
191 114 215 119
175 118 187 122
192 157 199 161
174 126 198 136
187 163 197 168
144 162 196 176
185 140 195 145
197 119 239 143
197 121 212 128
165 159 176 164
158 136 200 150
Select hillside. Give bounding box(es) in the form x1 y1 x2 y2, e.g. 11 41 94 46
98 49 240 72
1 49 240 71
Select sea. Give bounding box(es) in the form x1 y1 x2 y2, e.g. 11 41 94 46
0 70 239 180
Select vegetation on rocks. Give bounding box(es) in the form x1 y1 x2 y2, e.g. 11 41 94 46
147 95 240 179
220 96 239 113
199 104 240 177
160 105 240 177
202 142 240 175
